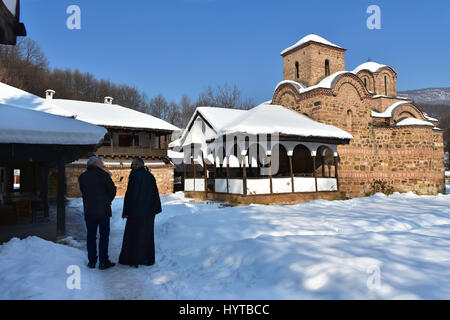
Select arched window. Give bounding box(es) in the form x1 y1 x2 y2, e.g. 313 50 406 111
295 61 300 79
346 109 353 132
325 59 330 76
384 75 388 96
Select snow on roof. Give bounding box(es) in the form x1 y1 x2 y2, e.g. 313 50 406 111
423 113 439 122
0 103 107 145
194 107 247 132
281 34 343 56
276 71 350 95
217 103 353 140
168 149 184 159
179 106 247 146
395 118 435 127
0 82 74 117
50 99 180 132
353 62 388 74
371 101 410 118
168 138 182 149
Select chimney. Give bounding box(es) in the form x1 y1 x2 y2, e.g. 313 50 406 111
45 89 55 100
104 96 114 104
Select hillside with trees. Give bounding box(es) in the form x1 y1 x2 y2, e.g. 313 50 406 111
0 38 255 129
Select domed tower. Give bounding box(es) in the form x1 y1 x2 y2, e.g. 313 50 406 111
281 34 346 87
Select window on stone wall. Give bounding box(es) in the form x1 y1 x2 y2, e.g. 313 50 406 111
364 77 367 88
295 61 300 80
325 59 330 77
384 75 388 96
346 110 353 132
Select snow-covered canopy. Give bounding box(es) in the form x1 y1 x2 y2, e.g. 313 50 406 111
353 62 389 74
0 103 107 145
49 99 180 132
395 118 435 127
0 82 74 117
218 104 353 140
281 34 343 56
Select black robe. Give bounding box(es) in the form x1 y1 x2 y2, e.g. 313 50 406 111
119 167 162 266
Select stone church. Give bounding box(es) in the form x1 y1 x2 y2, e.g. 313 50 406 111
272 34 445 197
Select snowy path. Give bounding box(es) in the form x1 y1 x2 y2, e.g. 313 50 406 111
1 190 450 299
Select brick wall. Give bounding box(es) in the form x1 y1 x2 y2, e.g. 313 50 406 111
65 164 174 198
283 43 346 87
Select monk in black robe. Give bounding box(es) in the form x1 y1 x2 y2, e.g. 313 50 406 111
119 158 162 267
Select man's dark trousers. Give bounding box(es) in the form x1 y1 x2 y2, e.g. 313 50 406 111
86 218 110 264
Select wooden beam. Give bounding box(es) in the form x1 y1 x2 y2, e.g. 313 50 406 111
226 159 230 193
313 156 318 192
56 157 66 237
334 156 339 191
243 156 247 197
289 155 294 193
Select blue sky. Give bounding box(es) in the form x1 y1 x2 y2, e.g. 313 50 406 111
21 0 450 104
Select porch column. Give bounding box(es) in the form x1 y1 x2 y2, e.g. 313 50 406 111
193 157 197 191
288 151 294 193
334 152 339 191
312 151 318 192
268 156 273 194
242 154 247 196
40 166 50 218
56 157 66 237
213 159 217 193
226 157 230 193
183 159 187 185
110 131 113 153
203 160 207 196
321 155 326 177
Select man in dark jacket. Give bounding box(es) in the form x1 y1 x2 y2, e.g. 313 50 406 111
79 156 117 270
119 158 162 268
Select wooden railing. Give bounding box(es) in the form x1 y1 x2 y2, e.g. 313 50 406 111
95 146 168 158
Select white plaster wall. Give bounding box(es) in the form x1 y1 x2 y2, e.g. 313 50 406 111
185 179 195 192
215 179 228 193
272 178 292 193
246 179 271 195
317 178 338 191
228 179 243 194
294 177 316 192
194 179 205 192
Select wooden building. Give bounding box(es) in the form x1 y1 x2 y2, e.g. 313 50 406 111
0 103 106 242
44 91 181 197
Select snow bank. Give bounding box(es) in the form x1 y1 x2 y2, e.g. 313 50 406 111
1 191 450 299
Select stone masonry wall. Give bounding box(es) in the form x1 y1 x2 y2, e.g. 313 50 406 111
273 74 446 197
66 164 174 198
283 43 346 87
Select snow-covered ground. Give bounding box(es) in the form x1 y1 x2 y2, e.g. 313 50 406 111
1 190 450 300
